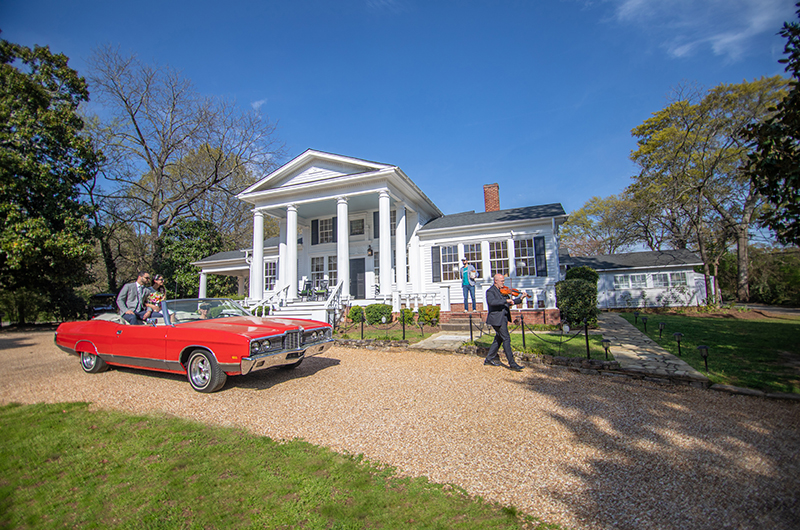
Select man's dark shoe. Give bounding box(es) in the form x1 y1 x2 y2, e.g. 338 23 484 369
509 364 524 371
484 359 502 366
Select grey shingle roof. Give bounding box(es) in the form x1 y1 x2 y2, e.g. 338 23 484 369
195 236 282 264
419 203 566 231
570 249 703 271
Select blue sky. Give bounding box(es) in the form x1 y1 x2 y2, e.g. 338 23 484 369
2 0 796 216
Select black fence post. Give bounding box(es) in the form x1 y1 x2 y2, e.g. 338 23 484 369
521 312 526 350
584 319 590 359
360 312 365 340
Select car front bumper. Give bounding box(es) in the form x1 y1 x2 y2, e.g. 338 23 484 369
238 339 334 375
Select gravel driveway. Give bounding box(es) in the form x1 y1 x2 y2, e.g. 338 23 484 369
2 330 799 530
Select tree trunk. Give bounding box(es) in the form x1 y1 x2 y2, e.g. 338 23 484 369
695 232 715 307
100 235 118 294
736 225 750 302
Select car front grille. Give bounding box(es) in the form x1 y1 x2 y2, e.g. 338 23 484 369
284 331 301 350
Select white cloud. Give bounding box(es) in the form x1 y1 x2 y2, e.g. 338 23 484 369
251 99 267 111
608 0 796 61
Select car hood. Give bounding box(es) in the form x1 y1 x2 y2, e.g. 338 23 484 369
179 316 328 338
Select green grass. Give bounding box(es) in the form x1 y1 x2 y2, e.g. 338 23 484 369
618 312 800 394
0 402 561 530
472 332 609 360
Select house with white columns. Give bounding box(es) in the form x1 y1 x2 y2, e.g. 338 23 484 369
194 149 568 320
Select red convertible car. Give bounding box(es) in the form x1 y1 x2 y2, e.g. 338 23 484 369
54 298 334 393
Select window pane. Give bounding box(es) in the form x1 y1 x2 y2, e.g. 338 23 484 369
514 239 534 276
630 274 647 288
463 243 482 277
264 262 277 290
311 257 325 285
441 245 459 281
670 272 687 286
489 241 508 277
349 219 364 236
653 273 669 288
614 275 630 289
327 256 337 287
319 218 333 244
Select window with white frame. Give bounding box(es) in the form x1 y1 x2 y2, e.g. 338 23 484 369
489 241 508 276
318 218 334 244
653 273 670 288
630 274 648 288
311 257 325 285
390 210 397 236
514 239 535 276
264 262 277 290
463 243 483 278
349 219 364 236
613 275 630 289
374 251 380 280
670 272 688 286
441 245 459 281
327 256 337 287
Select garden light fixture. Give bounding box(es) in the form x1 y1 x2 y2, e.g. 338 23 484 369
601 339 611 360
641 316 648 332
673 332 683 356
658 322 666 338
698 345 709 372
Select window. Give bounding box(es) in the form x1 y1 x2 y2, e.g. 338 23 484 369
463 243 482 278
670 272 687 286
318 218 334 244
653 273 669 288
390 210 397 236
614 275 630 289
265 262 277 290
372 210 397 238
311 257 325 285
489 241 508 276
327 256 337 287
374 251 380 280
515 239 535 276
441 245 459 281
630 274 648 288
349 219 364 236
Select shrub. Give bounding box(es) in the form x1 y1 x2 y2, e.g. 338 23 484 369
348 306 364 322
399 308 415 326
417 305 440 326
556 278 599 326
365 303 393 325
565 265 599 285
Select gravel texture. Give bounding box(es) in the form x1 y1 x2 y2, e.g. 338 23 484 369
2 330 799 530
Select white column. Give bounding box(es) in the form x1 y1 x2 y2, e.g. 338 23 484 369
379 190 391 295
237 276 245 297
408 210 420 293
287 204 298 301
278 218 287 290
395 203 407 294
198 272 208 298
507 238 516 278
336 196 350 297
250 210 265 299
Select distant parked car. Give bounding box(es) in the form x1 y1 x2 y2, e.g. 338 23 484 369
88 293 117 317
54 298 334 393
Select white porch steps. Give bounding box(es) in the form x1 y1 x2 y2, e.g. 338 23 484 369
269 300 331 322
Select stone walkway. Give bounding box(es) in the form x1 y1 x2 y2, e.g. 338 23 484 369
597 312 708 387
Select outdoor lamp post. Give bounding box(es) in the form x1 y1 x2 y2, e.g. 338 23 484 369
634 311 640 325
658 322 666 338
673 332 684 356
601 339 611 360
698 345 709 372
641 316 648 332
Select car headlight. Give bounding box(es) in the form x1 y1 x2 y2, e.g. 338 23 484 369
250 341 261 354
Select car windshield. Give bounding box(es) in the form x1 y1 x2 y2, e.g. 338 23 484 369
164 298 251 323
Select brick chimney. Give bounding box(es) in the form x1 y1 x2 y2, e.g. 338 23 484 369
483 183 500 212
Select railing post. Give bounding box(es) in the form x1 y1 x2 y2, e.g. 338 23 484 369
521 312 526 350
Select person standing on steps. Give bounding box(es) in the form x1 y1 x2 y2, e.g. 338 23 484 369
460 258 478 312
484 274 527 371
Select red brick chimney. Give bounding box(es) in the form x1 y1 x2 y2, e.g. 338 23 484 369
483 183 500 212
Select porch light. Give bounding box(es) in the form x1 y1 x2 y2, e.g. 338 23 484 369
367 245 373 257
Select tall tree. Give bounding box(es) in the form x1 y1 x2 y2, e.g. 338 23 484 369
86 46 284 269
0 39 100 321
560 194 639 256
631 78 788 301
744 2 800 246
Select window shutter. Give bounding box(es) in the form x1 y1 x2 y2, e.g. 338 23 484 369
534 236 547 277
311 220 319 245
373 211 380 239
431 246 441 283
332 217 337 243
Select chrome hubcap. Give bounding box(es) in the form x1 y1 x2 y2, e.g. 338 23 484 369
81 352 96 370
189 356 210 388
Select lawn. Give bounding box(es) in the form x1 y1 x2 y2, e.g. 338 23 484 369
618 311 800 394
0 402 560 530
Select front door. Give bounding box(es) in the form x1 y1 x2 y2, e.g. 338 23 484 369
349 258 365 299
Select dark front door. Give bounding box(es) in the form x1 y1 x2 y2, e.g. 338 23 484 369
349 258 365 299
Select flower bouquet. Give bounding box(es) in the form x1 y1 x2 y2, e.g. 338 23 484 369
148 292 165 305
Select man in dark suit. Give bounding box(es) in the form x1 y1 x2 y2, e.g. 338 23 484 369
116 271 152 325
484 274 527 371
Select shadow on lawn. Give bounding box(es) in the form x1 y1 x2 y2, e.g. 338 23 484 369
514 369 800 530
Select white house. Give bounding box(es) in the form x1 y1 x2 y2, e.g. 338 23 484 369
193 149 568 321
567 249 707 309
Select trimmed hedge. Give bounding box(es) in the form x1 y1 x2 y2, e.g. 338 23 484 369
565 265 599 285
348 306 365 322
399 308 415 326
556 278 599 326
365 303 393 325
417 305 440 326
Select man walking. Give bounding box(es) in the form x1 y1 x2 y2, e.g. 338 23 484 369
117 271 152 325
484 274 527 371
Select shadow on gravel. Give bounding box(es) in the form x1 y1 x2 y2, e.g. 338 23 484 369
512 369 800 530
0 335 41 351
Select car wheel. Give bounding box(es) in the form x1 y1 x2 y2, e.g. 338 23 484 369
80 351 108 374
187 350 227 393
279 359 304 370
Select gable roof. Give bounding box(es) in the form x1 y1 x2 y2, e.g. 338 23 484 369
570 249 703 271
193 236 282 265
419 203 567 232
